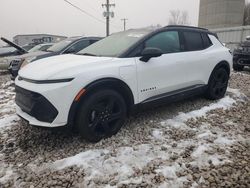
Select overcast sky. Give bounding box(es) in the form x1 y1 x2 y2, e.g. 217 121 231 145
0 0 200 46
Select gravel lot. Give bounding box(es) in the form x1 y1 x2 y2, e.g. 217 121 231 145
0 70 249 188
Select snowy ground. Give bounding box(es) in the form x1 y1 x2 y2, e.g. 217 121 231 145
0 71 250 188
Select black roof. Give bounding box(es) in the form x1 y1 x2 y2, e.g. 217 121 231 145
166 25 208 31
164 25 217 38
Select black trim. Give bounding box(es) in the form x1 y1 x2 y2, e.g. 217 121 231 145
122 26 216 58
15 86 58 123
18 76 74 84
140 84 207 107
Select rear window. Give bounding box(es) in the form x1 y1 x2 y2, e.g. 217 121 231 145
183 31 203 51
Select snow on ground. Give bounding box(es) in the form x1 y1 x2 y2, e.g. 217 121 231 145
0 81 19 186
0 114 19 129
161 95 236 128
0 73 248 187
35 88 246 187
0 81 18 130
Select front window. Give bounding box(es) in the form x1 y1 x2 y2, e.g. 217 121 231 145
78 29 152 57
144 31 181 54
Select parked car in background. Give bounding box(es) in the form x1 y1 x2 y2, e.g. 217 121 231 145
0 37 44 70
1 43 53 71
0 46 21 58
233 36 250 71
15 26 232 142
9 37 102 79
0 37 28 58
0 38 29 70
7 43 54 76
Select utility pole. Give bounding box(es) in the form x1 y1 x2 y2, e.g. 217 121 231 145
121 18 128 31
102 0 115 36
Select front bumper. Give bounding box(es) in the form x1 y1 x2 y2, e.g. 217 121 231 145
15 85 58 123
16 106 65 127
15 77 81 128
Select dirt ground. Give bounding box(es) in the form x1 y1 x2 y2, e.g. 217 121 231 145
0 70 249 188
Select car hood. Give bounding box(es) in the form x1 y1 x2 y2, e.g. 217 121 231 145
1 51 49 63
19 54 115 80
18 51 48 59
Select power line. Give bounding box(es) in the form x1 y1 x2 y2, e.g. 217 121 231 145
63 0 105 24
63 0 121 31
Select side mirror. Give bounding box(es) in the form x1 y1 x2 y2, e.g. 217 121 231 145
140 47 163 62
246 36 250 41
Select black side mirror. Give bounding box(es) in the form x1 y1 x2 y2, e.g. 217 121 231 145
140 47 163 62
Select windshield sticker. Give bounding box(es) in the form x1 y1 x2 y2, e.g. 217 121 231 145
127 34 145 38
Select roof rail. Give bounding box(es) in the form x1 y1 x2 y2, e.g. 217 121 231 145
165 25 209 31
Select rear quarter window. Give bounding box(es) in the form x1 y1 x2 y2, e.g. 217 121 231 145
183 31 204 51
201 33 212 48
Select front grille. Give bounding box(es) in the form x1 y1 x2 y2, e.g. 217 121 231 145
11 59 21 67
15 86 58 123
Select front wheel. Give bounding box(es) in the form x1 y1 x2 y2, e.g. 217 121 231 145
76 89 127 142
205 68 229 100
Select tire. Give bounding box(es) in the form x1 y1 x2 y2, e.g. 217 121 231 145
233 64 244 71
76 89 127 142
205 68 229 100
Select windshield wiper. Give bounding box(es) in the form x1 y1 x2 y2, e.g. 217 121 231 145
80 53 97 56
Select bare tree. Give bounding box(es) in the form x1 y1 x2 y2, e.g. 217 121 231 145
244 2 250 25
168 10 190 25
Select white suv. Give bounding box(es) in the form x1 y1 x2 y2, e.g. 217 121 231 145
15 26 232 142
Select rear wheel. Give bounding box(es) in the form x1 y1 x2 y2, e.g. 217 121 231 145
76 89 127 142
205 68 229 100
233 63 244 71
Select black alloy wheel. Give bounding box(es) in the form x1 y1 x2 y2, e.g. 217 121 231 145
206 68 229 100
76 89 127 142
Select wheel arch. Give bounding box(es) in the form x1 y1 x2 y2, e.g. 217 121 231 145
213 61 231 75
67 78 135 128
207 60 230 85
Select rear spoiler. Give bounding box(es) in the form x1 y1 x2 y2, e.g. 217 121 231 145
1 37 28 54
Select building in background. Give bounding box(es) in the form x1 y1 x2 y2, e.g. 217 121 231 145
199 0 245 29
13 34 67 46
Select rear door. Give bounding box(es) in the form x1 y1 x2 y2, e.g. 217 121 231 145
135 30 192 102
181 31 214 86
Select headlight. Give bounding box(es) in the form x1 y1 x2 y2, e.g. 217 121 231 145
20 59 28 69
20 57 36 69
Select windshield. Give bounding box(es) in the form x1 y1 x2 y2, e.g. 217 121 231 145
47 39 74 52
78 29 152 57
28 44 42 52
28 44 53 52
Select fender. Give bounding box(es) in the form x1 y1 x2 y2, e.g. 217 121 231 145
67 78 135 128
